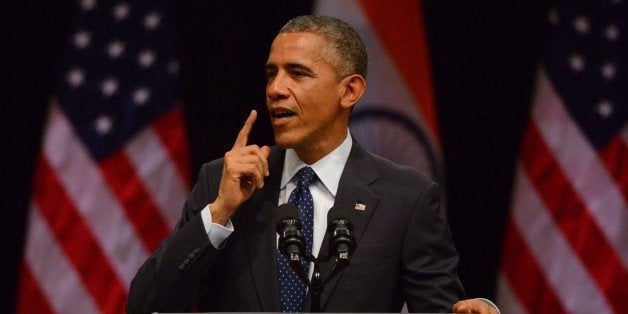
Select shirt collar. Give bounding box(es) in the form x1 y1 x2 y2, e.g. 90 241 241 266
281 131 353 197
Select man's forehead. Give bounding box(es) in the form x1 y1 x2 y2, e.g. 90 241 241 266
270 32 325 53
267 32 335 65
274 31 326 43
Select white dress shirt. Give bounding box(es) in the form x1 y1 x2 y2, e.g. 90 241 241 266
278 132 352 259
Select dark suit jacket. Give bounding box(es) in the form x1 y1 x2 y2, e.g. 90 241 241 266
127 140 465 313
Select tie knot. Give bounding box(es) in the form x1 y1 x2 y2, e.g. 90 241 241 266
295 166 317 188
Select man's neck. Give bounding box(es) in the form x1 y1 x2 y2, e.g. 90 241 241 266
294 130 349 165
281 132 353 194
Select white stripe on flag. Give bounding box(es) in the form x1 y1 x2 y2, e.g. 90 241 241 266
512 164 612 313
25 203 99 314
42 103 149 287
314 0 441 178
317 1 425 120
532 69 628 266
496 271 526 314
125 125 188 228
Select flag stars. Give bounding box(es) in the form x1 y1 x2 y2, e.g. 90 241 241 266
73 30 92 49
138 50 156 68
94 115 114 135
601 63 616 80
133 87 151 106
572 16 590 35
80 0 97 11
101 77 119 97
112 3 130 21
596 100 614 118
66 68 85 88
143 12 161 30
605 25 619 41
107 40 125 59
568 54 586 73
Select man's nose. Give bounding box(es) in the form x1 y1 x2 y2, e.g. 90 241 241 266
267 73 289 99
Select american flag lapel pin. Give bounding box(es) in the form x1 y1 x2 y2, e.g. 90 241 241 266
354 202 366 211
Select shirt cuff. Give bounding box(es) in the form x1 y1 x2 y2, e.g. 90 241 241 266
200 204 234 248
475 298 500 314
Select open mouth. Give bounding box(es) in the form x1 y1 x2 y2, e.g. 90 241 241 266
271 109 296 119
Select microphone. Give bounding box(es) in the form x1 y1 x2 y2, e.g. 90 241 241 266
326 206 356 262
275 203 309 285
274 203 306 263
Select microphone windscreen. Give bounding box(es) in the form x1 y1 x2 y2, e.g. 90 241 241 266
274 203 300 227
327 205 354 226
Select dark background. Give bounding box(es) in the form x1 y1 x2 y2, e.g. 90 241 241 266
2 0 547 311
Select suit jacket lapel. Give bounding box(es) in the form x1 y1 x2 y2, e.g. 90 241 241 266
307 140 380 311
241 147 285 311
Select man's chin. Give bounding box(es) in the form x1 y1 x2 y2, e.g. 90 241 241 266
274 139 294 150
273 134 298 150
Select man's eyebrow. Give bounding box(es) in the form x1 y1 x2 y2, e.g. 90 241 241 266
264 62 316 77
285 63 314 74
264 62 314 74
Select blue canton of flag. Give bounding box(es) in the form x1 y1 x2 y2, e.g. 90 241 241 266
544 0 627 149
60 0 179 160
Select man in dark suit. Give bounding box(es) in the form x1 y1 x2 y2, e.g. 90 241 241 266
127 15 498 313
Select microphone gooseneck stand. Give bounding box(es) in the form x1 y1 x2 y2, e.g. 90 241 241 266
276 204 355 312
292 250 350 312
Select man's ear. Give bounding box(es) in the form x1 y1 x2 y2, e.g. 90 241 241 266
339 74 366 109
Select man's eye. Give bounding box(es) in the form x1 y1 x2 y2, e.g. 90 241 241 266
291 71 307 78
266 71 276 79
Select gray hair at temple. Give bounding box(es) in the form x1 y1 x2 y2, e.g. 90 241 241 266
279 15 368 79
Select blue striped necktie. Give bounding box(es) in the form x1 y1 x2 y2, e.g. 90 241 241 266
277 166 317 312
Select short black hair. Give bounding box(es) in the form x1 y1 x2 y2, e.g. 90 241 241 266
279 15 368 79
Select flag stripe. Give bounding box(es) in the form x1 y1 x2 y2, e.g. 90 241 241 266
23 203 100 314
522 123 626 310
16 263 54 314
150 105 191 185
599 134 628 199
501 220 566 313
512 162 614 312
99 150 172 251
34 156 127 312
532 70 628 266
358 0 440 142
496 271 527 314
315 0 443 182
126 113 189 228
43 104 149 286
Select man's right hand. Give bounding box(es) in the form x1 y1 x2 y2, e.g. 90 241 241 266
211 110 271 225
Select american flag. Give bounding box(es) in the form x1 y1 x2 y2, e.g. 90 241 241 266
497 0 627 313
16 0 190 312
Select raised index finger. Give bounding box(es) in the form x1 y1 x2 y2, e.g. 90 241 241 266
232 110 257 149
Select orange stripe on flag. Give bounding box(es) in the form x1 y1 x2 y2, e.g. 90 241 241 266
358 0 440 142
